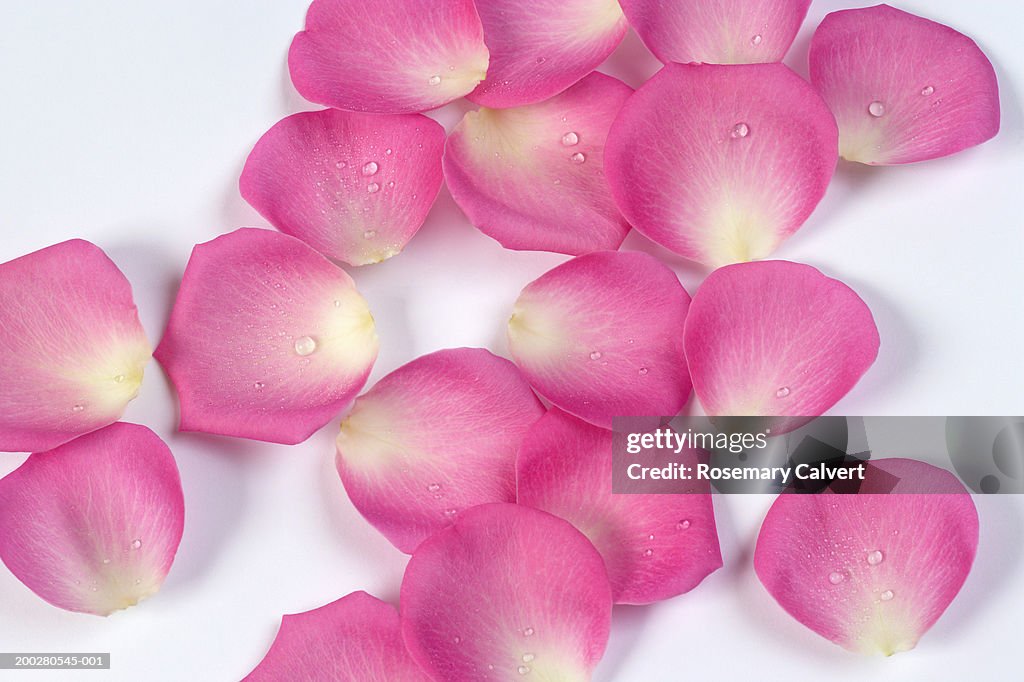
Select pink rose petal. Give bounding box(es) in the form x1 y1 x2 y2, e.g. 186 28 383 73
445 72 632 255
755 458 979 655
288 0 490 114
336 348 544 553
0 423 184 616
517 409 722 604
620 0 811 65
244 591 431 681
605 63 838 267
508 251 692 429
468 0 629 108
0 239 151 453
155 228 378 445
240 109 445 266
401 503 612 680
683 260 879 420
810 5 1000 165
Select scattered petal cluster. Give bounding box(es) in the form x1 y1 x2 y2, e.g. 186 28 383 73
0 0 1002 677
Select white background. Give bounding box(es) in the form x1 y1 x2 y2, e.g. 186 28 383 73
1 1 1022 680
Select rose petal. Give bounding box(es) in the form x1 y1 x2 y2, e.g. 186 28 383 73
0 239 151 453
288 0 490 114
508 251 691 429
605 63 838 267
400 503 612 680
336 348 544 553
445 72 632 255
467 0 628 108
683 260 879 421
809 5 1000 165
0 423 184 616
517 409 722 604
244 591 431 681
155 228 378 445
754 458 979 655
240 109 445 266
620 0 811 65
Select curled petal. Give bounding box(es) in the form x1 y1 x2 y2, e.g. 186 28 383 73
683 260 879 420
810 5 1000 165
337 348 544 553
620 0 811 65
288 0 490 114
401 503 612 681
468 0 628 108
0 423 184 616
755 458 979 655
508 251 691 429
0 240 151 453
605 63 838 267
244 591 431 681
241 109 445 266
445 72 632 255
155 228 378 444
517 409 722 604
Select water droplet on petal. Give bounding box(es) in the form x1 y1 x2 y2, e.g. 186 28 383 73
638 367 649 376
362 230 377 240
334 299 343 308
428 75 442 86
751 34 763 46
880 589 894 601
335 160 347 169
102 558 111 565
130 539 142 550
920 85 934 96
642 548 654 558
775 386 791 398
522 653 535 663
561 132 579 146
427 483 441 493
453 636 462 644
866 549 884 566
72 404 85 413
385 148 393 156
570 152 586 164
254 382 265 390
868 101 886 117
828 571 845 585
361 161 379 176
294 336 317 356
444 508 457 518
677 519 691 530
523 627 535 637
367 182 380 193
731 122 750 139
589 351 602 361
518 666 531 675
114 374 126 383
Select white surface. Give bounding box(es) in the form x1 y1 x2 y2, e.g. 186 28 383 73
1 1 1023 680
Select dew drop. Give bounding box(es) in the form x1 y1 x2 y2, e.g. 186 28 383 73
335 160 347 169
72 404 85 413
880 589 894 601
130 539 142 550
294 336 317 356
518 666 531 675
254 382 265 390
134 579 142 586
677 519 691 530
868 101 886 117
920 85 934 96
114 374 126 383
828 571 845 585
638 367 649 376
561 132 579 146
523 627 535 637
362 230 377 240
570 152 586 164
385 148 393 156
866 549 884 566
648 533 656 541
444 508 457 518
522 653 535 663
428 74 442 86
453 636 462 644
589 351 602 361
751 34 763 46
361 161 379 176
642 548 654 558
776 386 791 398
427 483 441 493
102 558 111 565
730 122 750 139
367 182 381 194
334 299 343 308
